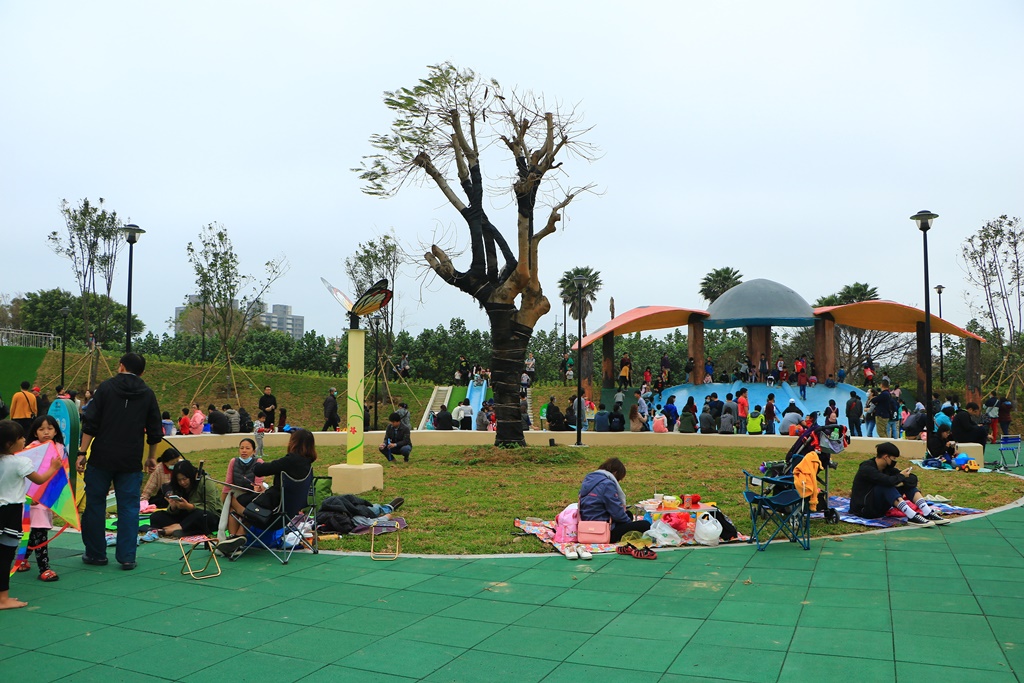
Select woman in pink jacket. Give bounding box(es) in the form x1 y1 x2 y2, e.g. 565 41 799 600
189 402 206 434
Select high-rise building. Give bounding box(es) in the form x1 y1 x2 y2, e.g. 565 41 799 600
259 304 305 341
174 297 304 340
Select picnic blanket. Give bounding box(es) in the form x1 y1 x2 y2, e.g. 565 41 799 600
811 495 982 528
514 517 748 556
351 517 407 535
911 459 993 473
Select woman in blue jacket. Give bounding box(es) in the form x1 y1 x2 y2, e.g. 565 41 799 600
578 458 650 543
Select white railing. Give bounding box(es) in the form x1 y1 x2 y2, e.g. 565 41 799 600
0 329 58 349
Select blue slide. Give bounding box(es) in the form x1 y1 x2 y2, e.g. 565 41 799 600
465 379 488 430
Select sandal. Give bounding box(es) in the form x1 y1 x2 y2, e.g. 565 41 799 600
616 543 637 556
38 569 59 582
14 560 30 573
631 546 657 560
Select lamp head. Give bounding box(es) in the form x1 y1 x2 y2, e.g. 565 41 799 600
124 224 145 244
59 306 71 317
934 284 945 295
573 274 587 289
910 211 938 232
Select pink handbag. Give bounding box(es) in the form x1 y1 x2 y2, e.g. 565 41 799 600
577 520 611 544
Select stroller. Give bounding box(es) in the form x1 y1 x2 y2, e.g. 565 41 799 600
756 421 849 525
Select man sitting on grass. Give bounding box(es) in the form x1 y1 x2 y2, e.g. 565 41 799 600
850 442 949 527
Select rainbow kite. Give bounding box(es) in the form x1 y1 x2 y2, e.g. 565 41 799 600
11 441 79 576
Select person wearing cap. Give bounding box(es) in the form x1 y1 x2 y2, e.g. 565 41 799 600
322 387 340 432
850 442 949 527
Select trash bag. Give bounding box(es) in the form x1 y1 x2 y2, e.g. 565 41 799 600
694 511 722 547
643 520 683 547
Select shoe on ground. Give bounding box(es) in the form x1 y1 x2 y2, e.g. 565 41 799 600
140 530 160 543
14 560 30 572
577 546 593 560
38 569 59 582
907 515 935 527
82 555 109 566
217 536 246 556
564 544 579 560
120 561 137 571
389 497 405 512
925 512 951 525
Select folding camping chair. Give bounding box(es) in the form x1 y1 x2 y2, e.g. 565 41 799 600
231 469 318 564
742 470 811 551
179 534 222 580
995 438 1019 471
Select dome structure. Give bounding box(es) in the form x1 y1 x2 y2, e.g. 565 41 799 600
705 278 815 329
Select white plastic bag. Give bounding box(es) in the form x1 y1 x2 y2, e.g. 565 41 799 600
643 519 682 547
694 511 723 547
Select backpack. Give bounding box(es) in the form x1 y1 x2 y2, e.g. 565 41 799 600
552 503 579 543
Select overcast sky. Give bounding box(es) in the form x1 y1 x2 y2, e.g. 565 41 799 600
2 1 1022 345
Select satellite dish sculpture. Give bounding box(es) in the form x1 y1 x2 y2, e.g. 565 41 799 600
321 278 393 471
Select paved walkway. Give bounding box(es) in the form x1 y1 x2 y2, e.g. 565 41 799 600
4 506 1024 682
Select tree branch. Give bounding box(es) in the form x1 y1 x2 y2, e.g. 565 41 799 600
412 152 467 212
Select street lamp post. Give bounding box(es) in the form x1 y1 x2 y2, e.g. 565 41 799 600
59 306 71 387
573 275 586 447
911 211 938 433
934 284 945 384
123 224 146 353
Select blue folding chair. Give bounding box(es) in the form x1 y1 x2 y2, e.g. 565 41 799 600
232 469 317 564
742 470 811 551
998 435 1021 469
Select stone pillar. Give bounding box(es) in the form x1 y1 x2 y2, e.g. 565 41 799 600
581 345 595 401
965 338 982 406
747 325 772 375
688 318 705 385
602 332 615 390
813 318 836 382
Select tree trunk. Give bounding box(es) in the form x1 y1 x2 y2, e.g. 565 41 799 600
487 304 531 447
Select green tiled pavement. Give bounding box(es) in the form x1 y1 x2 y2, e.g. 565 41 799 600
6 509 1024 681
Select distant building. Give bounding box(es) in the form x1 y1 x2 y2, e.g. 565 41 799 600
174 296 304 341
259 304 305 341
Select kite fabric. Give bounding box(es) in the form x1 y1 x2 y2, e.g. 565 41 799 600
11 441 79 576
23 441 80 531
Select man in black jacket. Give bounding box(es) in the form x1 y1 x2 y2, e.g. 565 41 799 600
845 391 863 437
849 442 948 527
258 386 277 430
207 404 230 435
76 353 163 570
322 387 340 432
433 404 454 430
379 412 412 462
951 403 988 446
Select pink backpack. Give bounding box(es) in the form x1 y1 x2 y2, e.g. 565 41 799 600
552 503 579 543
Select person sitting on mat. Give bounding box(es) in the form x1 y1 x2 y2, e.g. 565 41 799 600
578 457 651 544
150 460 222 537
141 447 184 508
849 442 949 527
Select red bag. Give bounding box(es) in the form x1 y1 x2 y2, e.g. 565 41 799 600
660 513 690 532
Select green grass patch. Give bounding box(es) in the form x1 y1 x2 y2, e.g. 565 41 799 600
183 442 1024 555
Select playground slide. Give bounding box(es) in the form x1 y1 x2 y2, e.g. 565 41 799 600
465 379 488 430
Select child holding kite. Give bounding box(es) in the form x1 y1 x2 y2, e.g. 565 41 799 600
0 419 62 609
13 416 67 581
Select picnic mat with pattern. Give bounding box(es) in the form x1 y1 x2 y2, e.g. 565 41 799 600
811 495 982 528
515 517 749 556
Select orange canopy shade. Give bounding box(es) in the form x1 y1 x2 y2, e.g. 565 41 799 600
814 300 983 341
575 306 709 350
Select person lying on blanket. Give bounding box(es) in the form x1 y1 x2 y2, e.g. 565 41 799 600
579 457 651 544
849 442 949 527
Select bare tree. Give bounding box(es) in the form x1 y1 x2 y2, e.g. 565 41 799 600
356 63 596 446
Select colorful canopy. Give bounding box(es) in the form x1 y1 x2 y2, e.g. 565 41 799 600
814 300 984 340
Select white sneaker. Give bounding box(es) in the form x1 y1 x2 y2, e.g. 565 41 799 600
577 545 593 560
564 544 579 560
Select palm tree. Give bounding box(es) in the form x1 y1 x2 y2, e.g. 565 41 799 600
699 267 743 304
837 282 879 304
558 267 603 336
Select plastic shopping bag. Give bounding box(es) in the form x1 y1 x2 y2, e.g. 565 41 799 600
694 511 723 547
643 520 683 547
